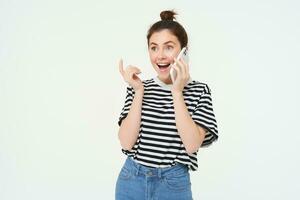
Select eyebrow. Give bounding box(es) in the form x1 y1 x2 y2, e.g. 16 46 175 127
149 41 175 46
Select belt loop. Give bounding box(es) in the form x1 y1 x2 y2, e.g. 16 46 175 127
158 168 161 178
135 163 140 176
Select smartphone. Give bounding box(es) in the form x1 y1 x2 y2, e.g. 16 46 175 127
170 47 189 83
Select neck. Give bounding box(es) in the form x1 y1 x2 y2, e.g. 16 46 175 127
157 75 172 85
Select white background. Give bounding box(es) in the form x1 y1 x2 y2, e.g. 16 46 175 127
1 0 299 199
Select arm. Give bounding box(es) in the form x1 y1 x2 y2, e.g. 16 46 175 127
172 90 206 155
118 87 144 151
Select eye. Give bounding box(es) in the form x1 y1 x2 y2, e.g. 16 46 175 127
166 45 173 50
150 46 157 51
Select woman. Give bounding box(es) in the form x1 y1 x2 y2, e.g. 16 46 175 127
116 10 218 200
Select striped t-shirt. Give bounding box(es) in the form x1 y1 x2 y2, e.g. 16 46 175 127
118 76 218 171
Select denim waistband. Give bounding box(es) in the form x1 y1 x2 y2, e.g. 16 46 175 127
123 156 188 178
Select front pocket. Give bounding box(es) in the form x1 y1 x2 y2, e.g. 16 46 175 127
163 171 191 191
119 167 132 180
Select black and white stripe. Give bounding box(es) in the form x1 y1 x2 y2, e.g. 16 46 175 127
118 77 218 171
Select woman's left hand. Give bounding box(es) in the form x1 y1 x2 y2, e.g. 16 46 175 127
171 57 190 94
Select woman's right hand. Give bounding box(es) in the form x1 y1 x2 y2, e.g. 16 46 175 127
118 59 144 92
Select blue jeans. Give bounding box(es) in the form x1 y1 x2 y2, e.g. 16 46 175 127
115 156 193 200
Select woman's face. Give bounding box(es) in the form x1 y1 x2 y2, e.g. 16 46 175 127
148 29 182 83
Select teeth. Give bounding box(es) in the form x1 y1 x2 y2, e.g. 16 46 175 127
157 63 170 67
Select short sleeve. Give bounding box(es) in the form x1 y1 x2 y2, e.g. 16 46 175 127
118 86 134 126
191 85 219 147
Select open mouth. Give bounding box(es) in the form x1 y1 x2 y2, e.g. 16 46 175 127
157 63 171 71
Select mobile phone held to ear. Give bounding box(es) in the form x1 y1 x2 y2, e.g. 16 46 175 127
170 47 189 83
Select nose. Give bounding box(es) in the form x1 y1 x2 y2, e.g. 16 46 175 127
157 49 167 60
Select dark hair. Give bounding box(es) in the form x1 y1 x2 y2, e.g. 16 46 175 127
147 10 188 49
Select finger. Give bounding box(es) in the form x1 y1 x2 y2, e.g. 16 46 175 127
182 57 189 71
173 58 182 75
177 58 186 77
129 71 141 80
132 73 141 81
185 60 189 75
119 59 124 76
172 65 181 79
127 66 141 74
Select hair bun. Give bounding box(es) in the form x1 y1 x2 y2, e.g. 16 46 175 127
160 10 177 21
